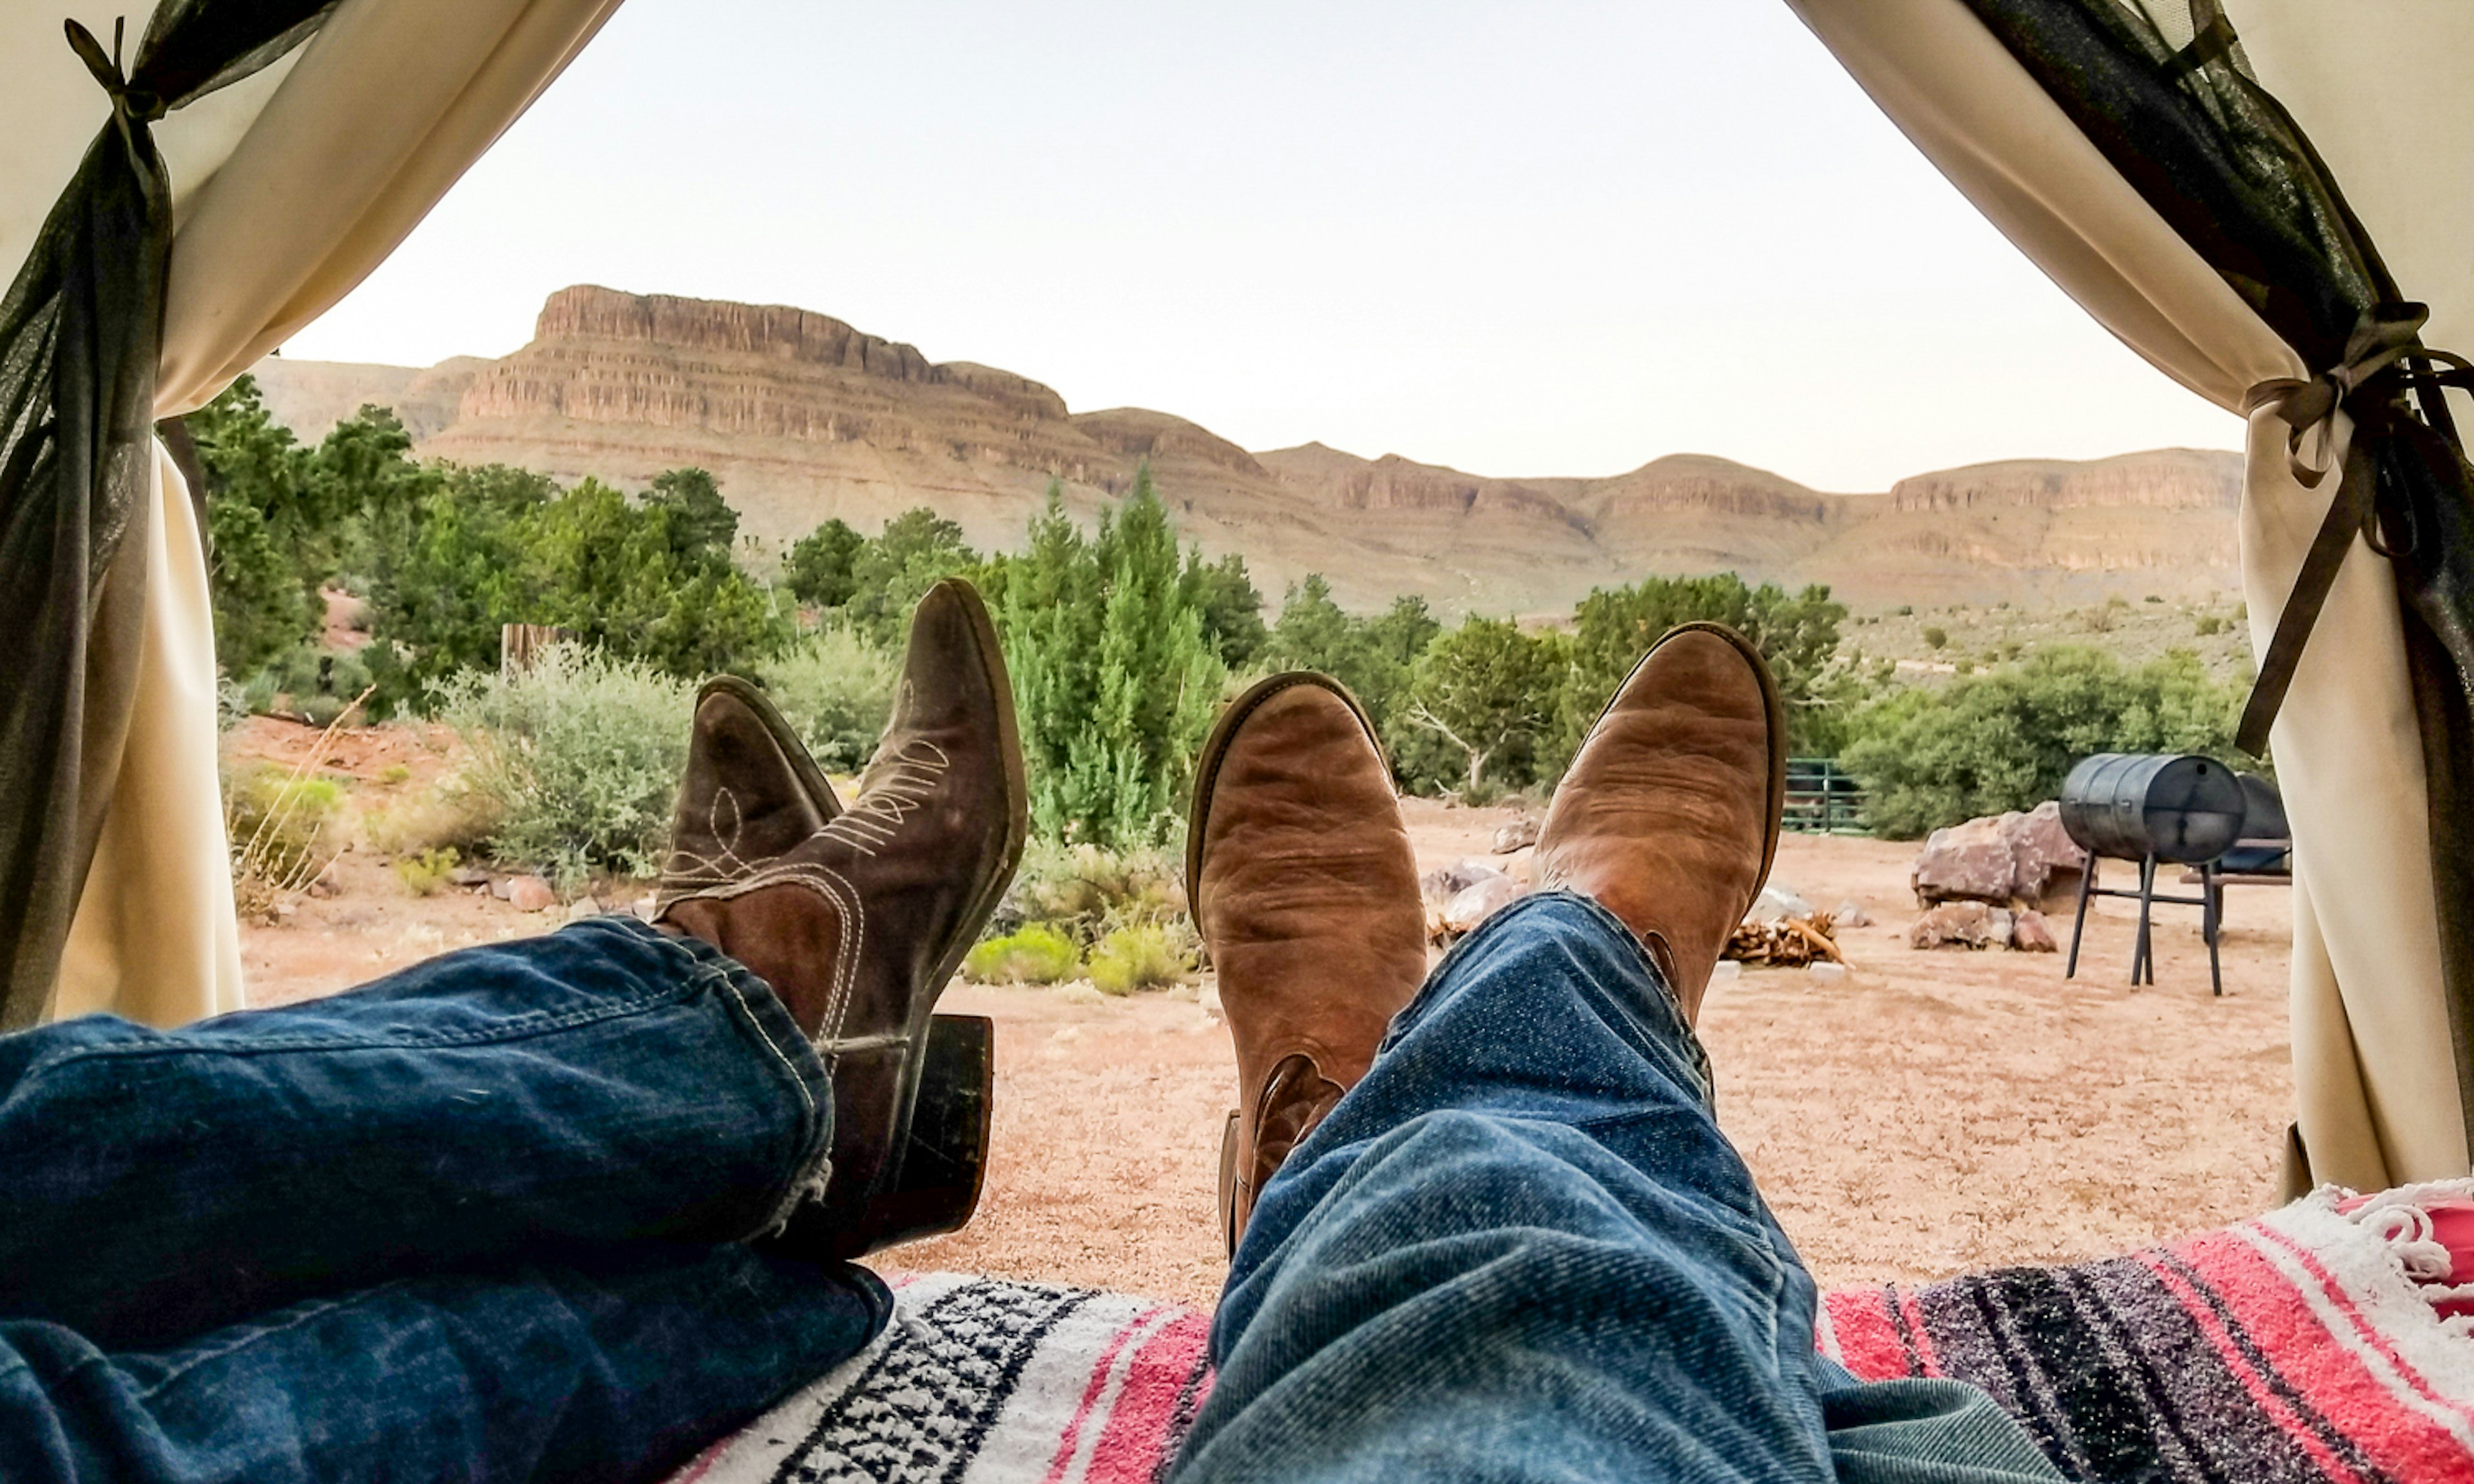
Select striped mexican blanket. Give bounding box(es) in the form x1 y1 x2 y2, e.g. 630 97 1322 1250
670 1184 2474 1483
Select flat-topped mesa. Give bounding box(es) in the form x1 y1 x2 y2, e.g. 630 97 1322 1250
535 284 934 381
1888 449 2242 513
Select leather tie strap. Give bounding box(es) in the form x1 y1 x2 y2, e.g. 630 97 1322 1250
63 17 166 124
2238 303 2474 756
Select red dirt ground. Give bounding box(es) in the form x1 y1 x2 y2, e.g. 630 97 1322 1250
233 725 2292 1310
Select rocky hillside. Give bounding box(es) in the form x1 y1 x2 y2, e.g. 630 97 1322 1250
251 285 2245 616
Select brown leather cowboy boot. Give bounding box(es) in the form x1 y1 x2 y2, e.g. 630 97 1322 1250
1535 622 1785 1025
1188 673 1428 1255
658 578 1026 1257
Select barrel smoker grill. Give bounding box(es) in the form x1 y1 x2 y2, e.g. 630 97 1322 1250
2057 754 2249 996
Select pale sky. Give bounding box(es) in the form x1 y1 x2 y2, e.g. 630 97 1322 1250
281 0 2243 492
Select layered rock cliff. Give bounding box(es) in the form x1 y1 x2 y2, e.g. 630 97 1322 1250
251 285 2247 614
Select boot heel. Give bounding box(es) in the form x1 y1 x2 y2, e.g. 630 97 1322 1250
841 1013 995 1257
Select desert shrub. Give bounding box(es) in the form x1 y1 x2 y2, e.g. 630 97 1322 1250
225 765 347 892
1087 922 1194 994
1841 646 2244 837
378 763 412 785
760 625 897 773
240 642 374 727
394 846 461 897
434 646 693 884
1553 572 1846 768
2194 613 2226 636
963 924 1082 985
1920 625 1948 651
1006 839 1186 944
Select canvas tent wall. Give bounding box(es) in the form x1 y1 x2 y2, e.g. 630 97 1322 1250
1787 0 2474 1192
0 0 624 1030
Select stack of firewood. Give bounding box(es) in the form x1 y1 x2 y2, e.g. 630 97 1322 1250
1722 912 1842 968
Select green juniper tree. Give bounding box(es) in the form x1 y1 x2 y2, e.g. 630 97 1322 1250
993 470 1225 846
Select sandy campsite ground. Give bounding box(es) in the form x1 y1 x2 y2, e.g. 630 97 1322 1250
236 725 2294 1311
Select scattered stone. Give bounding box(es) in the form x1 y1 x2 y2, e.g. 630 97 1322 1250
564 896 603 922
1987 907 2015 946
1807 961 1850 985
448 866 489 887
1911 801 2089 908
272 899 298 923
1420 860 1502 904
1747 883 1816 924
1832 899 1872 928
1498 846 1536 886
1908 900 1997 949
488 877 515 902
633 894 658 922
1051 1023 1084 1042
2011 908 2058 953
503 875 558 913
1491 815 1541 853
1441 875 1528 938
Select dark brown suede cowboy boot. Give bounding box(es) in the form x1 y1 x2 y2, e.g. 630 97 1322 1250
1535 622 1785 1025
1188 673 1428 1255
658 578 1026 1257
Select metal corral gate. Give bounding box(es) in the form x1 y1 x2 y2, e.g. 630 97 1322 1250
1784 758 1868 835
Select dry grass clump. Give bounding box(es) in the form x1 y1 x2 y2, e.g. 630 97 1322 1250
226 686 371 919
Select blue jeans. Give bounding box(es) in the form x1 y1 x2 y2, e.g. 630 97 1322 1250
0 916 887 1483
1173 892 2062 1483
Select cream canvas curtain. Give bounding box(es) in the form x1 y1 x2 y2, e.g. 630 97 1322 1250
1788 0 2473 1190
5 0 625 1025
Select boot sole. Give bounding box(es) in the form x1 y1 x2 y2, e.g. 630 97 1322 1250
695 674 845 822
1581 621 1790 909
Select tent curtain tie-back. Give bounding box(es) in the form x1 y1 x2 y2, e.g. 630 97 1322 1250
2236 303 2474 757
62 18 168 125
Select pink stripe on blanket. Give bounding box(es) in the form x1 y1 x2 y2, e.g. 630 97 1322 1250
1043 1306 1169 1484
1821 1287 1919 1380
1083 1311 1214 1484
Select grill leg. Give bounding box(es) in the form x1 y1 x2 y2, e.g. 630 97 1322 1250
2203 861 2223 998
2133 855 2157 987
2066 857 2096 980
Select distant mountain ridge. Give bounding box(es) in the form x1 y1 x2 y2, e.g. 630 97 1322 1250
249 285 2243 616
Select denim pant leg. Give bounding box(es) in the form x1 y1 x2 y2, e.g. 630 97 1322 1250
0 916 834 1349
0 1242 887 1484
1172 891 2059 1484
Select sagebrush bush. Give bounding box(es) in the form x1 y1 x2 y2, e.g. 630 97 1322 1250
1088 922 1194 995
1006 839 1186 944
239 642 374 727
433 646 693 884
363 777 504 860
963 924 1082 985
759 624 897 773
